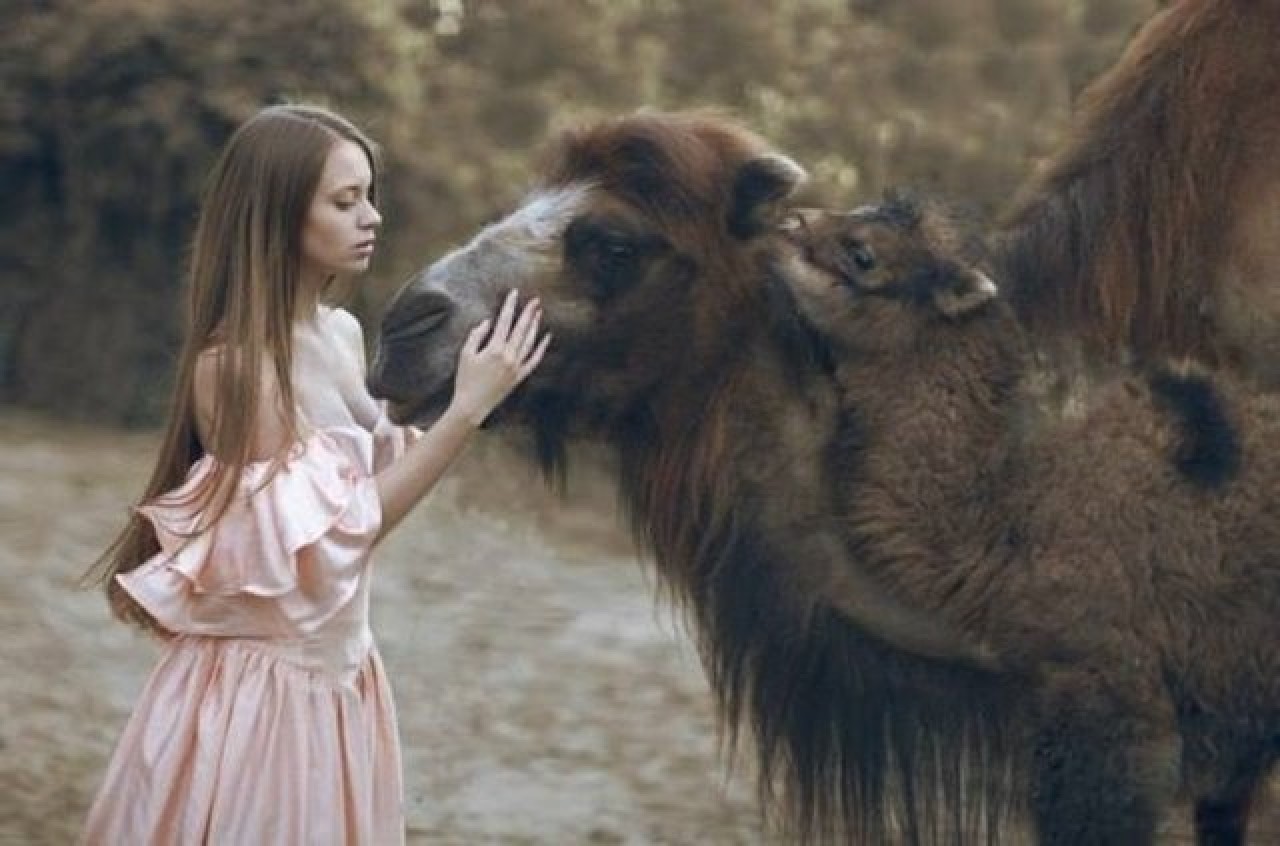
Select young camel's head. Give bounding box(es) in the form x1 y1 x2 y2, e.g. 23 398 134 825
777 193 1000 355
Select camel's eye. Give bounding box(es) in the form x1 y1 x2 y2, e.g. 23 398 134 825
566 216 667 301
567 219 641 263
601 238 637 263
580 230 642 273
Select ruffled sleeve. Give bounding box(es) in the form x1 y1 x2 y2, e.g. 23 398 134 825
116 431 382 638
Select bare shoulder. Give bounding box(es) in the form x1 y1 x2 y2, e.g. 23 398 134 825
192 342 289 459
320 307 371 373
194 342 279 389
320 305 368 365
320 304 363 335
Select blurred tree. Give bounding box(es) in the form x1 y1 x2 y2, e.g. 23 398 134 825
0 0 411 423
0 0 1158 426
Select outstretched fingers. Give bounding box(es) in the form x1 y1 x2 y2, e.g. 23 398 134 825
463 318 492 356
487 289 520 352
515 300 544 359
506 296 542 359
519 333 552 380
448 291 551 426
505 295 549 379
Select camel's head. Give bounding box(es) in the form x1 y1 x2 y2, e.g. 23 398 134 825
777 193 999 354
369 111 805 443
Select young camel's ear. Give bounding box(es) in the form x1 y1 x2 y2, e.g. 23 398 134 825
933 267 999 318
727 153 808 239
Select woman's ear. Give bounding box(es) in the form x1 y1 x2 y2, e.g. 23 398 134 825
934 267 999 318
727 153 808 239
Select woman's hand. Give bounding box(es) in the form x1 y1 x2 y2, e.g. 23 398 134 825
374 290 550 542
446 289 551 427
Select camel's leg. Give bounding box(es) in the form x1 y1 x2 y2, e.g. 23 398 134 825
1030 679 1180 846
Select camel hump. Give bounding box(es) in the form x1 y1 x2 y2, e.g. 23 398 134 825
1147 367 1241 489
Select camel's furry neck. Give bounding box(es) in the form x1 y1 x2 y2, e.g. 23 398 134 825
834 308 1031 616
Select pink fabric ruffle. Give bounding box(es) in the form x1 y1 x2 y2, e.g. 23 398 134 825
118 429 382 638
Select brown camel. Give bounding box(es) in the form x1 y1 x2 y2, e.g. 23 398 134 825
778 193 1280 845
368 111 1011 842
995 0 1280 383
369 104 1280 840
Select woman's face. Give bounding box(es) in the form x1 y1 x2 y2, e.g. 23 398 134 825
299 138 381 289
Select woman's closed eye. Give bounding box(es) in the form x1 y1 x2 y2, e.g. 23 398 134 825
333 187 371 211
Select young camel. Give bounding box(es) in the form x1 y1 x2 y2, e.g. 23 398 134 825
778 194 1280 845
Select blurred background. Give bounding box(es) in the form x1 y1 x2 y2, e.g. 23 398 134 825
2 1 1186 843
1 0 1159 425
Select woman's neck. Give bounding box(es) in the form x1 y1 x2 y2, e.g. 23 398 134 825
292 295 325 328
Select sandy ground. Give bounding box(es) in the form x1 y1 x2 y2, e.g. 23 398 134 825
0 412 760 844
3 410 1279 844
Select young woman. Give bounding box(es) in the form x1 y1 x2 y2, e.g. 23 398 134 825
80 103 548 844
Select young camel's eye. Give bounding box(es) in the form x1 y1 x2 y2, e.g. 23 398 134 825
843 238 876 271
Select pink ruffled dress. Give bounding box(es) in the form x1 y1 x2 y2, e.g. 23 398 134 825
82 412 416 845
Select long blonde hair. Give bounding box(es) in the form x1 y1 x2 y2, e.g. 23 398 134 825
85 104 380 631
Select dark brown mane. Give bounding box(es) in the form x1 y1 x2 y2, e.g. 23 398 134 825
998 0 1280 362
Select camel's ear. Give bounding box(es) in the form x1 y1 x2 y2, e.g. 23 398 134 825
933 268 998 318
727 153 808 239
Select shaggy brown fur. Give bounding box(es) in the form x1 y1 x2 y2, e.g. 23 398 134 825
370 112 1014 842
996 0 1280 383
782 195 1280 844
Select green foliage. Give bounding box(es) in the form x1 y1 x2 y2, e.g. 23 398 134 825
0 0 1157 425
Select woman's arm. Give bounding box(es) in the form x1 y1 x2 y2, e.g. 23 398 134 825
372 290 548 542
